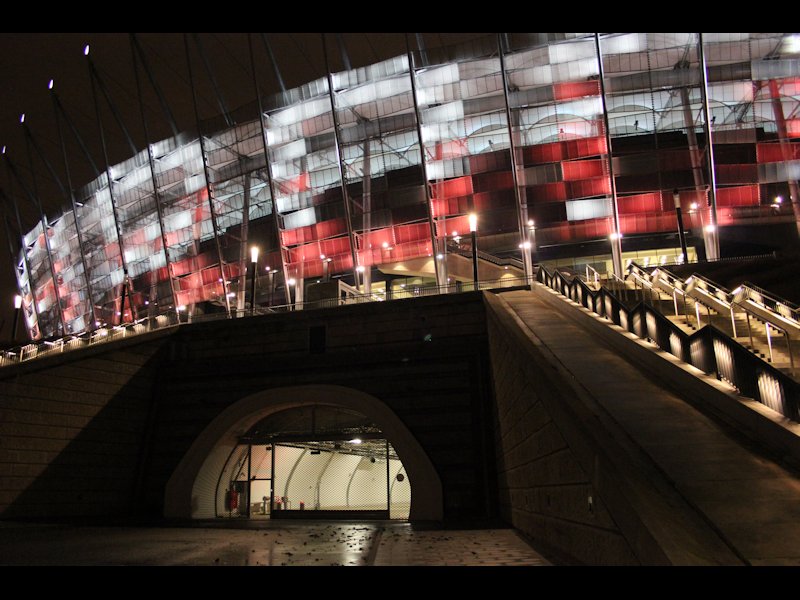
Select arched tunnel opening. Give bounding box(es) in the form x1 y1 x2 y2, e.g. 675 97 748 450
165 385 442 522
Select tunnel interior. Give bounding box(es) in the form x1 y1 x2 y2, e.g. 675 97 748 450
215 404 410 520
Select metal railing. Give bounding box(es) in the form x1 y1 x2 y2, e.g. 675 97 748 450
737 282 800 325
537 265 800 423
446 240 525 270
0 275 530 369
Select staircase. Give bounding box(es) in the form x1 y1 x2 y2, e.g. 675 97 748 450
616 266 800 380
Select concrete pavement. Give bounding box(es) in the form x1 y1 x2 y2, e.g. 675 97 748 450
0 520 551 566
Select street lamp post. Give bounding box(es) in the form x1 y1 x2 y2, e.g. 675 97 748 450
527 220 536 282
673 189 688 264
469 213 478 289
265 266 274 306
12 295 22 344
287 278 297 310
250 247 259 316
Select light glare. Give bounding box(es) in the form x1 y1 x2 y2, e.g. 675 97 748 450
14 295 22 309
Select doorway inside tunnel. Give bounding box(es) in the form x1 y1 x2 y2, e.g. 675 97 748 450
215 405 410 520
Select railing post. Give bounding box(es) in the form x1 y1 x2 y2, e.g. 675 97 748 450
765 322 774 363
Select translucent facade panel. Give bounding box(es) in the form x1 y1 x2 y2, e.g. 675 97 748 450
22 221 61 337
417 52 518 258
110 149 173 319
47 211 93 334
15 251 40 340
204 116 280 310
508 35 613 246
153 138 221 312
74 174 126 327
333 59 431 271
602 32 707 241
266 76 354 280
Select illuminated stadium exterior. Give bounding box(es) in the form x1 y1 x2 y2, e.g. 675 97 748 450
13 33 800 341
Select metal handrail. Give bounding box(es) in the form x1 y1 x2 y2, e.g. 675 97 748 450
446 240 525 270
0 275 529 369
537 263 800 423
738 282 800 324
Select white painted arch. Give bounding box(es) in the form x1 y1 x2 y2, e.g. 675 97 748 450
164 384 443 521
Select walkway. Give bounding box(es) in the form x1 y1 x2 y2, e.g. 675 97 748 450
0 520 550 566
497 287 800 565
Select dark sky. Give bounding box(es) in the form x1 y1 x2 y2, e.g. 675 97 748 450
0 32 490 343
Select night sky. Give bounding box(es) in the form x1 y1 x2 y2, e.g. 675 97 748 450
0 32 490 344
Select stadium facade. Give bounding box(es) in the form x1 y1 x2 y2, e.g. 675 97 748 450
13 32 800 341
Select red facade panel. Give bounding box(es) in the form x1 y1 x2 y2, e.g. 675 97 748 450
430 176 474 199
756 142 800 163
567 177 610 199
280 217 348 246
526 181 568 203
471 171 513 193
617 192 662 215
561 159 605 181
658 149 694 171
715 164 759 185
716 185 760 207
521 136 607 166
553 80 601 101
431 195 471 218
620 212 678 235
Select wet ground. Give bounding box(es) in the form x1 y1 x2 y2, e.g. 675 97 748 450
0 520 551 566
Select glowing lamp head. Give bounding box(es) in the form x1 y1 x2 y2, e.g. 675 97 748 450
520 241 531 249
356 265 365 273
775 196 783 204
14 295 22 309
690 202 699 210
19 113 25 124
527 219 534 227
48 79 54 90
84 44 90 56
176 305 186 312
265 266 271 272
468 213 478 233
287 278 296 286
436 253 444 260
250 246 259 263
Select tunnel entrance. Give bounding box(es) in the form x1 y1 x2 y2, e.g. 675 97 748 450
215 405 410 520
